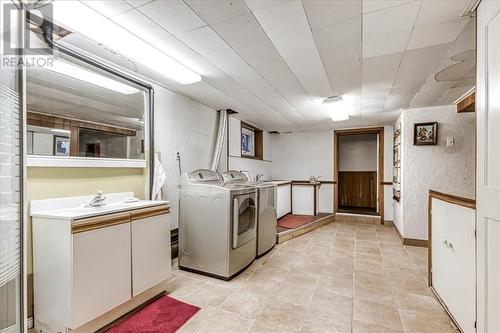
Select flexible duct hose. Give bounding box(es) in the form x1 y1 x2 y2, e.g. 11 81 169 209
210 109 228 171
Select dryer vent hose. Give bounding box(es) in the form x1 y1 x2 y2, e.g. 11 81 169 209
210 109 228 171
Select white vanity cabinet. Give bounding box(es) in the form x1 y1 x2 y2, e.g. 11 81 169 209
130 207 171 297
31 194 170 333
73 220 132 328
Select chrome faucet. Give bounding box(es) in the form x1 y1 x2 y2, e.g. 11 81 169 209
255 173 264 182
87 190 106 207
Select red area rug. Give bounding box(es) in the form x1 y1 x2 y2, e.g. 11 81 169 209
105 295 200 333
277 214 317 229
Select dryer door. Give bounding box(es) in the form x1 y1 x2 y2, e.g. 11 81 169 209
232 193 257 249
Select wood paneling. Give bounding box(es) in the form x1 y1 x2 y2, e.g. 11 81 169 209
456 91 475 113
338 171 377 208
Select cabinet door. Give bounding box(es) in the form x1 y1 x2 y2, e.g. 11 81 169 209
432 199 475 332
72 223 131 329
276 185 291 219
131 214 171 297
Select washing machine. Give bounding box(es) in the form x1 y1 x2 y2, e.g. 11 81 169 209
179 169 257 280
222 171 277 257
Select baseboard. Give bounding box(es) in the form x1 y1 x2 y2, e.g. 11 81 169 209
403 238 428 248
291 210 314 215
318 209 334 214
383 220 394 226
393 224 403 241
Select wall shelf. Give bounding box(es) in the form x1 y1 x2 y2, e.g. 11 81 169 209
27 155 146 168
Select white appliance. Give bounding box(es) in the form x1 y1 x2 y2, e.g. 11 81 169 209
221 171 277 257
179 169 257 279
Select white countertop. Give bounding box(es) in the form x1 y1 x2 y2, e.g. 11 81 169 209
271 180 292 185
30 192 169 221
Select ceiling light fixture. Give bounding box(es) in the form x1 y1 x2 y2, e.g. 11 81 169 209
50 128 71 134
52 1 202 85
323 96 349 121
49 60 140 94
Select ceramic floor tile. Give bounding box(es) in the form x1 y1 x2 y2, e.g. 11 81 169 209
300 309 351 333
272 281 316 306
309 288 353 318
250 298 307 333
169 226 455 333
353 299 403 331
219 291 268 319
399 309 458 333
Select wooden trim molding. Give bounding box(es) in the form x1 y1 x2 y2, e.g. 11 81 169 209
429 189 476 209
72 212 131 234
403 238 428 247
381 181 392 185
130 205 170 220
456 91 475 113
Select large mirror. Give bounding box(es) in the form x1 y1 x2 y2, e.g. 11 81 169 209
26 54 148 162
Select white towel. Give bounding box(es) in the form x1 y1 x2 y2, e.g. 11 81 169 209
152 153 167 200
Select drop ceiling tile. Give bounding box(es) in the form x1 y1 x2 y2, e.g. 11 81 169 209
209 12 279 64
414 0 468 28
126 0 152 8
177 26 230 55
362 0 413 14
312 16 361 51
111 9 173 43
362 31 410 58
155 36 219 75
362 52 403 86
248 0 332 97
185 0 249 25
407 18 469 50
362 0 419 40
81 0 133 18
244 0 289 11
302 0 361 32
202 48 249 71
137 0 206 36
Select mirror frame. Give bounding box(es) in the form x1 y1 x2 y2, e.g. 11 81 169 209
27 25 155 198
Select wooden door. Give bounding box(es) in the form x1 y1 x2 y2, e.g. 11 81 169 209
477 2 500 331
338 171 377 208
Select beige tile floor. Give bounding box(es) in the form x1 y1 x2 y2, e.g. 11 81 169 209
169 222 458 333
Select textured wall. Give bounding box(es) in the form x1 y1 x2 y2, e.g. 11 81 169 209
154 84 221 230
400 105 475 240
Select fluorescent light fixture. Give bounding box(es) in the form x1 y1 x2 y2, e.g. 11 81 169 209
49 60 140 94
50 129 71 134
52 1 202 85
323 96 349 121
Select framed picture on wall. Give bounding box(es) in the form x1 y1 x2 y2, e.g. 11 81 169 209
414 122 438 146
54 136 70 156
241 127 255 156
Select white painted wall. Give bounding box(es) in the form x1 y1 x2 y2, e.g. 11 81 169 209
339 134 377 171
154 85 223 229
227 116 272 181
397 105 475 240
272 128 392 217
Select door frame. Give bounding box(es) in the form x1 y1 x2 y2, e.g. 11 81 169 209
333 127 385 222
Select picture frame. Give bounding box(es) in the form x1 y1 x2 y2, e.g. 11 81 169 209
241 127 255 156
414 122 438 146
53 135 70 156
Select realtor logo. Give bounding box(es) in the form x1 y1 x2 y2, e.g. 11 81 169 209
1 0 54 67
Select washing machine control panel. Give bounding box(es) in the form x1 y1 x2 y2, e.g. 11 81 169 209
222 171 248 182
188 169 221 182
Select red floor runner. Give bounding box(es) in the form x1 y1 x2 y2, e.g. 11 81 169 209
277 214 317 229
105 295 200 333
